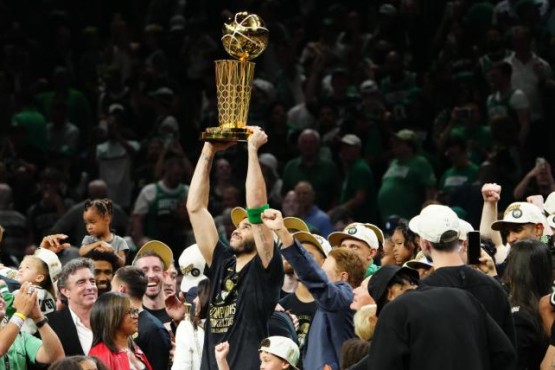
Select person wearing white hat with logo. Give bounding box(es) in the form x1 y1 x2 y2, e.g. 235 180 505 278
177 244 207 302
328 222 382 277
479 183 547 264
410 204 516 347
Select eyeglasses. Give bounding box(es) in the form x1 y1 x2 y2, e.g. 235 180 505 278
127 307 140 317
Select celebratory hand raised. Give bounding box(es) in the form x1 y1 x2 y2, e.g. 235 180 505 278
261 208 294 247
481 183 501 203
13 282 40 318
246 126 268 151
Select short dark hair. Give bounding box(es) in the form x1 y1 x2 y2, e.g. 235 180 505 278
429 231 460 252
84 250 119 272
84 198 113 217
114 266 147 300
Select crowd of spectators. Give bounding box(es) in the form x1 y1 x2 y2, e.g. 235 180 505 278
0 0 553 252
1 0 555 370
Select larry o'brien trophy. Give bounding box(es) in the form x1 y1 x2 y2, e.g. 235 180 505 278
201 12 269 142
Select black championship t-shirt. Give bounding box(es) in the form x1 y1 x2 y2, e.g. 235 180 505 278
279 292 317 350
201 241 284 370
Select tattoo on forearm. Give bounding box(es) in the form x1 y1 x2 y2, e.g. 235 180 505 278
259 232 272 261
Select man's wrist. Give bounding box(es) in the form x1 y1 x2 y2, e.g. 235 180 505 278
35 316 48 328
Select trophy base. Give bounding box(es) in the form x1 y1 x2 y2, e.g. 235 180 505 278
200 127 252 142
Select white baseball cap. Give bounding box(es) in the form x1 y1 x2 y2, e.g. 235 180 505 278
491 202 546 231
545 192 555 215
259 336 300 370
178 244 207 292
547 213 555 229
408 205 460 243
458 219 474 241
341 134 362 146
293 231 332 257
404 255 433 270
328 222 380 250
34 248 62 292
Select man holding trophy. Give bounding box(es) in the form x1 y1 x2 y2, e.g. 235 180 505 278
187 12 284 370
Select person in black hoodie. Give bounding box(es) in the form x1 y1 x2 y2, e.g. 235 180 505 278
367 265 517 370
409 204 516 347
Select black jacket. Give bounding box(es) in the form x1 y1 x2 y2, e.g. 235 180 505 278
47 306 86 356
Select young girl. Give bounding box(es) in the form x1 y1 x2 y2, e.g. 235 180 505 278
0 248 61 333
79 198 127 266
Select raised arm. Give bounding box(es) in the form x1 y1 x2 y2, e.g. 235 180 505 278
187 142 234 267
246 127 276 268
479 183 505 256
0 283 37 356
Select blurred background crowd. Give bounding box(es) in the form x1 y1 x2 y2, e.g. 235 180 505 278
0 0 554 265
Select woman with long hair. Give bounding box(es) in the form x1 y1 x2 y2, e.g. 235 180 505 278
89 292 152 370
503 239 552 370
172 278 211 370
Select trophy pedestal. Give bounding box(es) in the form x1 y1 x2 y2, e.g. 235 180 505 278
200 126 252 142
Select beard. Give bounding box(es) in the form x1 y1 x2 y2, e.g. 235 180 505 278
231 238 256 256
96 281 111 296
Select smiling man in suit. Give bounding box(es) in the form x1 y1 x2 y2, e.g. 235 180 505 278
47 258 98 355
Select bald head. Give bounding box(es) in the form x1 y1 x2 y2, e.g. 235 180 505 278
294 181 314 210
298 129 321 161
88 180 108 199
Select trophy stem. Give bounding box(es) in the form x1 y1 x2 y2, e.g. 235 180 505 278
201 59 256 142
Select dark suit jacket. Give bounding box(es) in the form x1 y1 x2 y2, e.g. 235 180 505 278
47 306 86 356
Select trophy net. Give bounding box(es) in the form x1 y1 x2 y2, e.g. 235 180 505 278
216 60 255 129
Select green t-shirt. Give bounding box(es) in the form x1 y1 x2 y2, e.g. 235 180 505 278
365 263 379 278
363 122 384 160
440 163 480 195
11 108 47 152
340 159 377 223
450 125 491 164
0 331 42 370
380 72 418 122
377 155 436 220
35 89 92 130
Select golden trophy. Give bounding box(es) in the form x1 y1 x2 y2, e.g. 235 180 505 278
201 12 269 142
